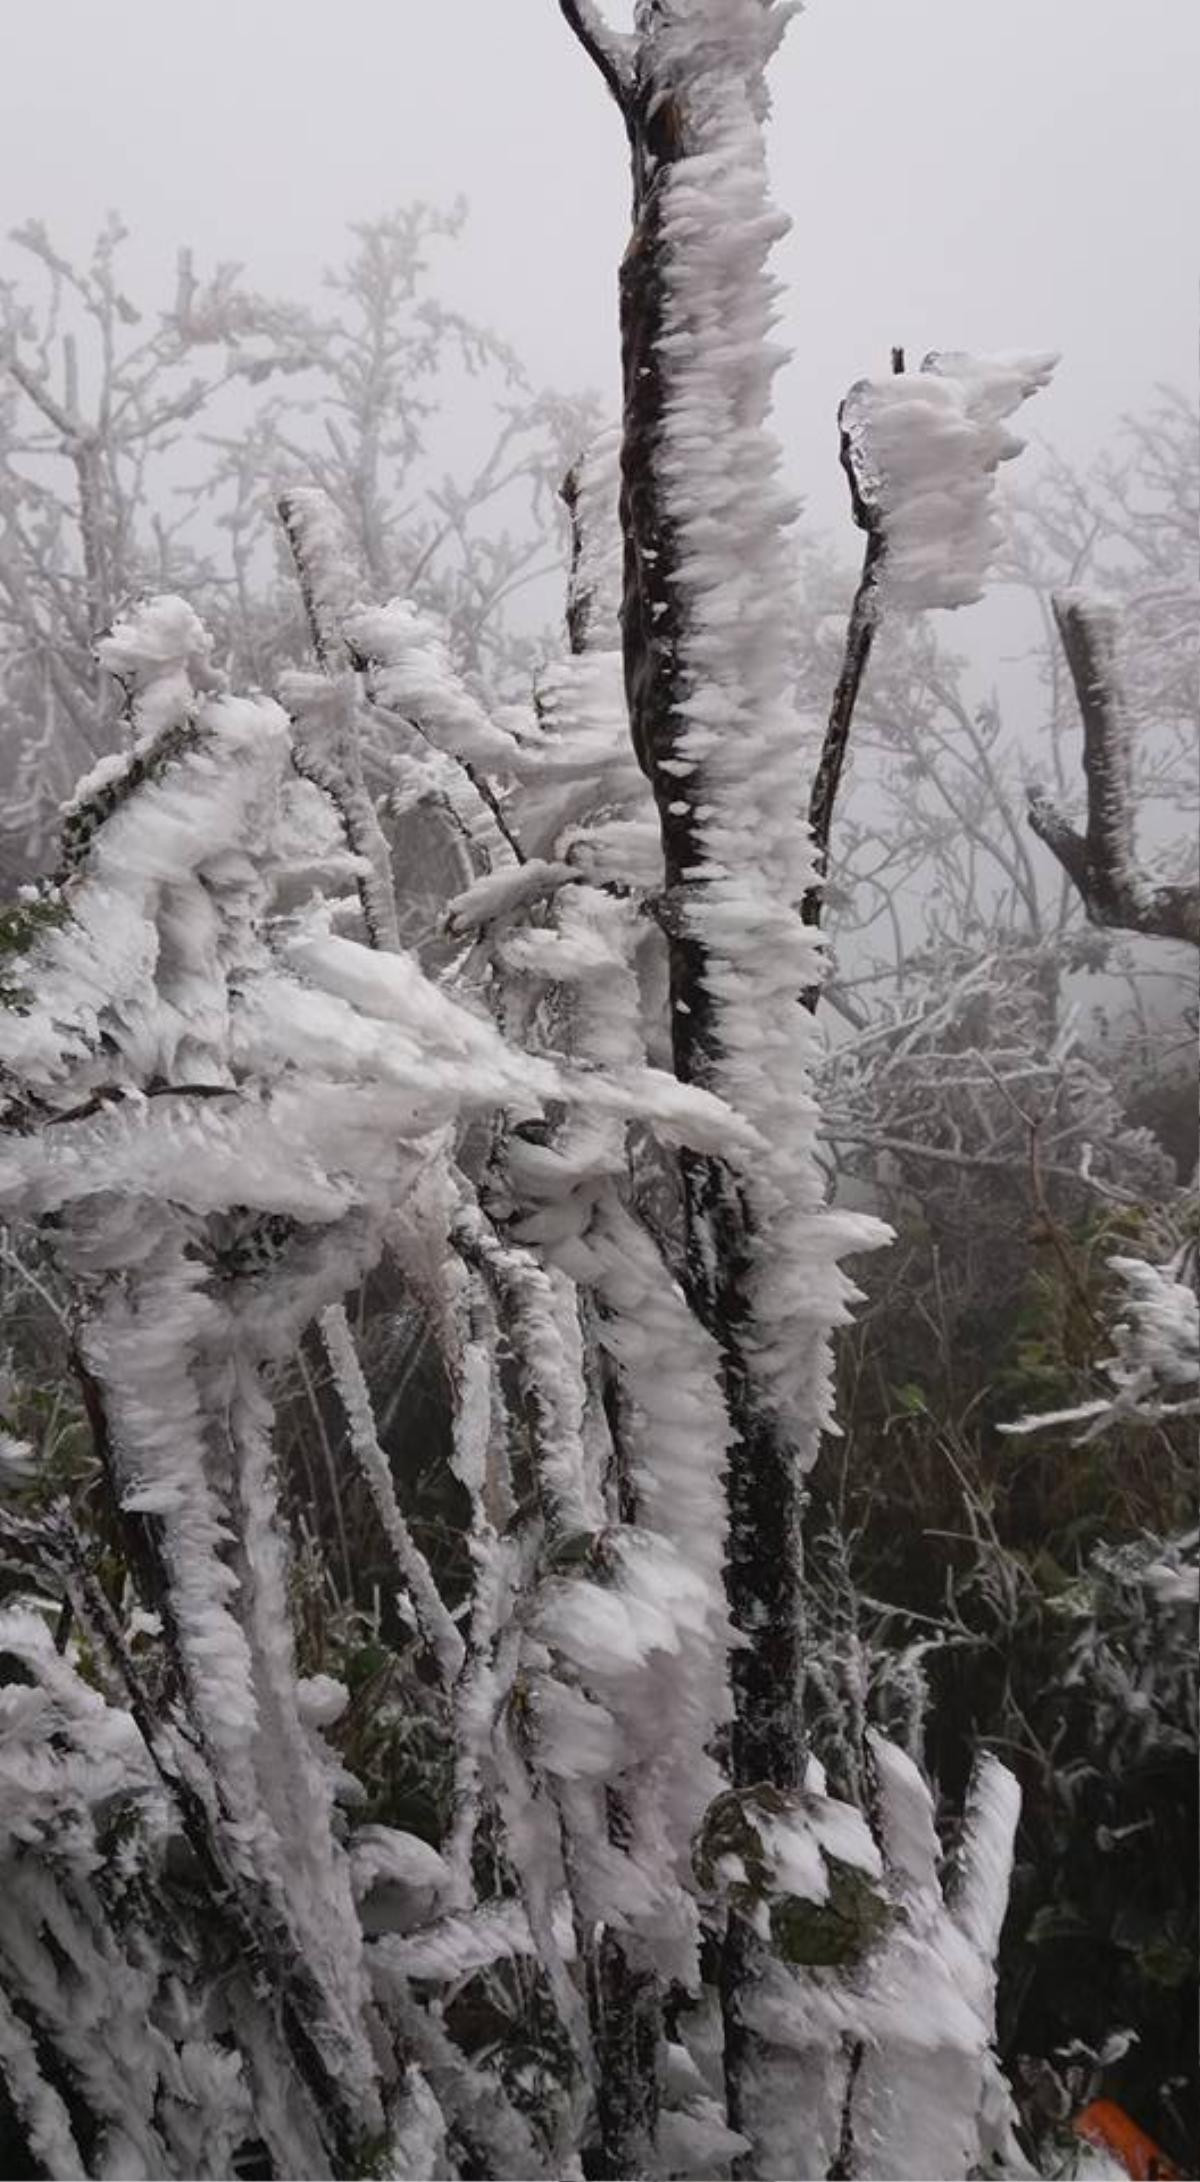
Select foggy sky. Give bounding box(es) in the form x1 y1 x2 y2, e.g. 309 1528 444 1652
2 0 1196 539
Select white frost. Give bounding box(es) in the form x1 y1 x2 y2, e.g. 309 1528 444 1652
840 349 1058 609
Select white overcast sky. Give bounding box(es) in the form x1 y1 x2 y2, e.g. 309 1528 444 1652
2 0 1196 536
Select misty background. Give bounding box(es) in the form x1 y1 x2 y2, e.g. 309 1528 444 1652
2 0 1196 539
3 0 1195 1036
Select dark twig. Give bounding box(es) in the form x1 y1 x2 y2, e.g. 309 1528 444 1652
802 536 885 948
827 2037 866 2179
800 425 888 1005
802 343 906 1001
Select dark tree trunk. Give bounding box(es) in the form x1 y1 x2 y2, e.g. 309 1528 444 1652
561 13 842 2170
616 22 806 1798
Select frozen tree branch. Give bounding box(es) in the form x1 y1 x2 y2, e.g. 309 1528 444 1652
799 402 889 992
804 542 884 915
557 0 636 110
1000 1244 1199 1439
3 346 81 440
805 350 1058 1000
1027 591 1200 945
278 484 364 674
318 1302 465 1685
277 487 403 952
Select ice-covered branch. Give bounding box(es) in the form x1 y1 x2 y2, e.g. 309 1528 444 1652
804 351 1057 987
1001 1245 1200 1439
444 856 580 935
839 351 1057 611
278 484 365 672
276 489 402 951
697 1736 1027 2180
607 0 889 1831
800 524 885 984
1026 592 1200 945
557 0 636 110
318 1302 465 1685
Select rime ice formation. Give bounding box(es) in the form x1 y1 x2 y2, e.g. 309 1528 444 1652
840 349 1058 609
0 8 1036 2169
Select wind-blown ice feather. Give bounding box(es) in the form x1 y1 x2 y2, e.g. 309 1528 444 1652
839 349 1058 610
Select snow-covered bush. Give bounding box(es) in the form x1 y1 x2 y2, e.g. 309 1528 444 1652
805 1121 1196 2170
0 498 1015 2179
1002 1244 1199 1440
0 4 1107 2175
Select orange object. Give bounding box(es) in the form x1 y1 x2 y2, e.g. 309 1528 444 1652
1073 2098 1183 2181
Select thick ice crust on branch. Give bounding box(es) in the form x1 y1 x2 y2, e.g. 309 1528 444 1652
471 431 741 1996
277 486 364 665
644 0 890 1436
0 599 756 1245
1002 1246 1200 1438
94 594 224 746
557 0 636 107
741 1738 1025 2180
445 857 580 935
839 350 1057 609
345 599 517 770
563 423 624 649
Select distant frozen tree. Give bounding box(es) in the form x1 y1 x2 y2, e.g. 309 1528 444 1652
0 208 589 881
796 387 1198 1401
792 388 1199 1028
1008 386 1198 826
